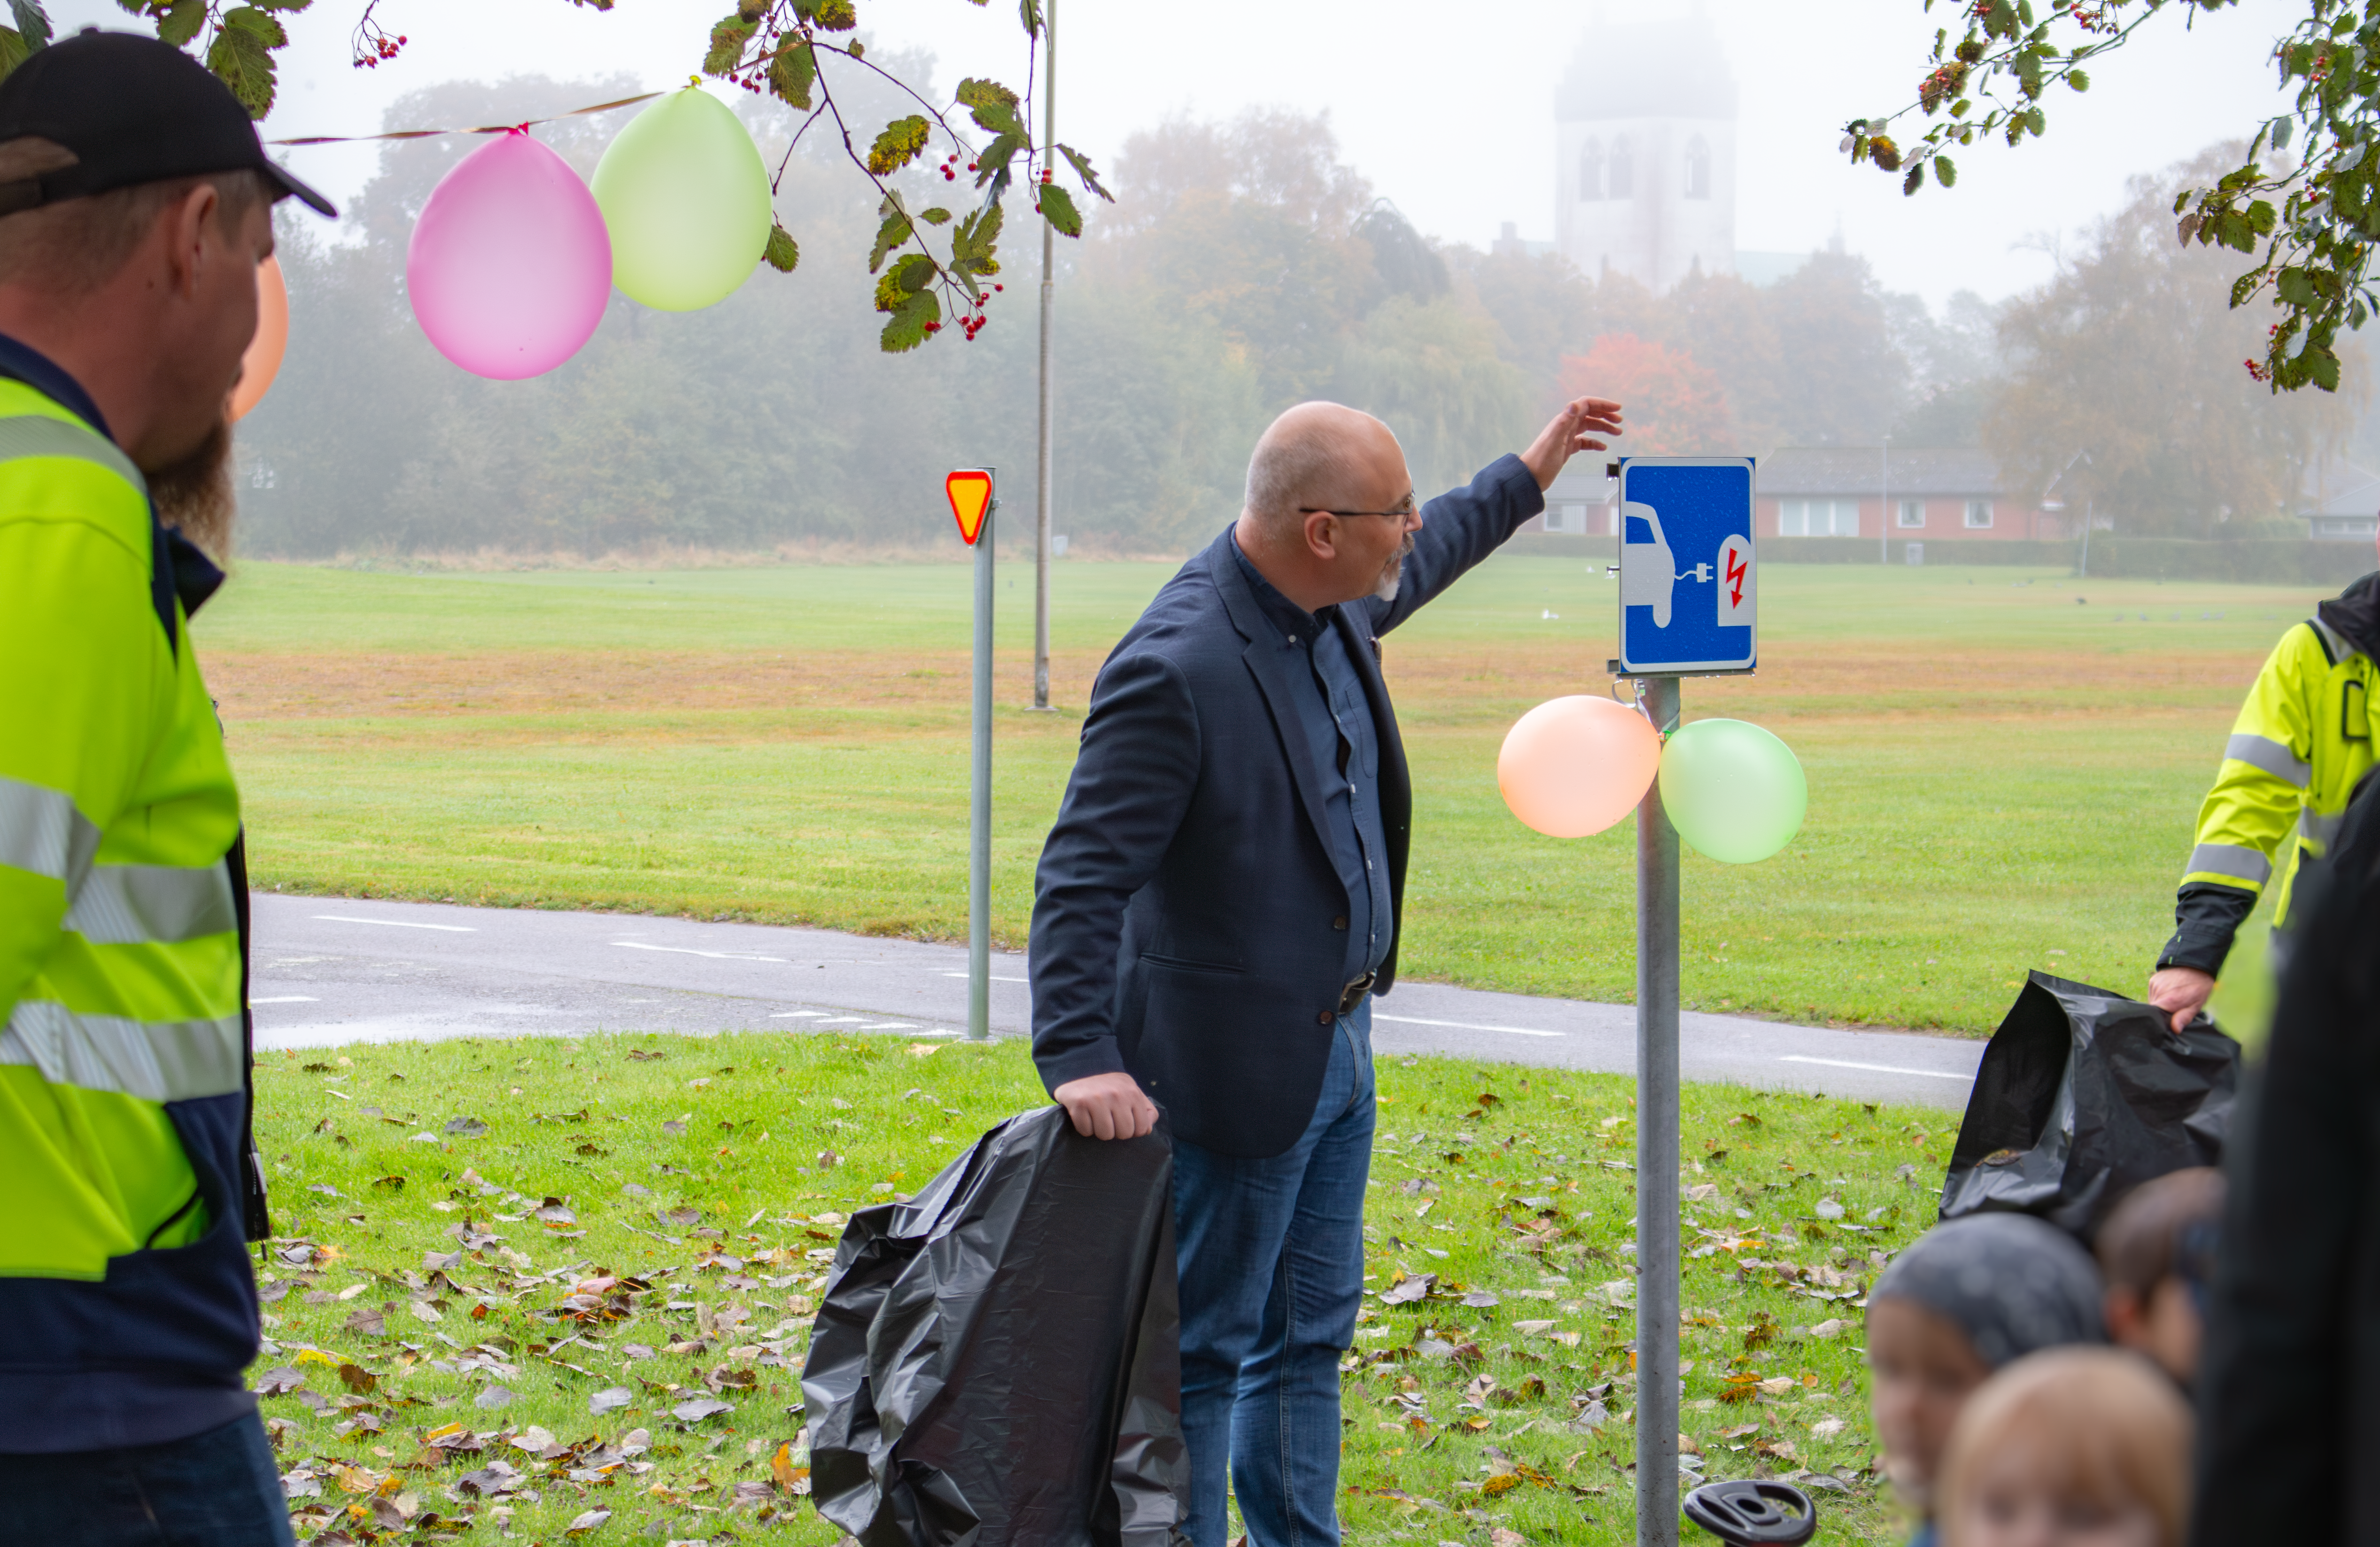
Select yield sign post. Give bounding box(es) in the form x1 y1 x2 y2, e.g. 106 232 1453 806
946 469 996 1043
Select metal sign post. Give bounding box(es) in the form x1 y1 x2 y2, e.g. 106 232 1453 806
1611 456 1756 1547
946 470 998 1043
1031 0 1058 714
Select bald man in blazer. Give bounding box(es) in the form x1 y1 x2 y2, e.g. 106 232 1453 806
1029 394 1624 1547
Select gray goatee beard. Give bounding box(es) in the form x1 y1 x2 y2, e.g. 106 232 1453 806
149 418 237 566
1372 531 1416 602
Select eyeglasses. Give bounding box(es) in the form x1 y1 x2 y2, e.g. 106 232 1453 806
1299 495 1418 522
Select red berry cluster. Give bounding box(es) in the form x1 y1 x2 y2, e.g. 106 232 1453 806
352 29 406 68
937 153 980 183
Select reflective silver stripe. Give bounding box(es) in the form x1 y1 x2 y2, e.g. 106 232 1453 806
2301 808 2345 849
0 999 243 1102
2186 842 2273 886
2223 733 2311 787
63 861 236 945
0 412 146 495
0 774 99 888
2310 615 2353 664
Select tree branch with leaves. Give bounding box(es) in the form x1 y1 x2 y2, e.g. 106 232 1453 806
0 0 1113 354
1847 0 2380 394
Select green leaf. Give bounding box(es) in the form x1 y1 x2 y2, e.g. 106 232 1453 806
919 206 952 225
2278 266 2318 306
207 10 279 116
2248 199 2279 234
1057 143 1114 201
763 222 800 273
1038 182 1082 234
704 14 755 76
866 115 932 177
1901 163 1924 197
768 40 814 109
973 131 1025 190
1933 155 1957 188
809 0 856 31
1018 0 1042 38
6 1 45 49
2312 347 2342 391
154 0 205 47
0 27 27 79
950 201 1003 274
2067 67 2089 92
868 199 914 273
250 0 315 11
875 255 941 352
955 77 1023 137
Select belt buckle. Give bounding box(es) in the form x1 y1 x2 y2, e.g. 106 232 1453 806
1339 972 1375 1015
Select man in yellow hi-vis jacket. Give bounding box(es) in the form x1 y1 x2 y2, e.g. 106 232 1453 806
0 31 334 1545
2148 554 2379 1032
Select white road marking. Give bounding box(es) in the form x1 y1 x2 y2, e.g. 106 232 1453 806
1777 1055 1971 1082
811 1018 862 1025
252 996 318 1004
940 972 1029 983
614 942 788 963
1373 1013 1563 1038
857 1022 917 1030
313 915 475 932
771 1012 824 1019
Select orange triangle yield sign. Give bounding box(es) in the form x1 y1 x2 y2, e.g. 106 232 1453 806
946 470 993 545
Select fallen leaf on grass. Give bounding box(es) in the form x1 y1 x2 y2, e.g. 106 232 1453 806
1461 1290 1500 1308
443 1116 486 1137
409 1300 442 1324
1380 1274 1435 1306
335 1362 376 1394
1491 1529 1529 1546
591 1387 633 1415
564 1507 612 1538
473 1385 515 1410
253 1366 304 1396
1811 1416 1848 1439
673 1396 734 1423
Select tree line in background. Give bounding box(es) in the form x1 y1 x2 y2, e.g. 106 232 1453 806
233 67 2369 560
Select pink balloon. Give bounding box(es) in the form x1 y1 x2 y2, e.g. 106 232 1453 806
407 130 612 380
1497 695 1662 838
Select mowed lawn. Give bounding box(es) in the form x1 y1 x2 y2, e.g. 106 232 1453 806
195 553 2323 1036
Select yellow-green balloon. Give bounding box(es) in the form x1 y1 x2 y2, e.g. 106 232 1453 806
1658 718 1807 864
592 88 772 312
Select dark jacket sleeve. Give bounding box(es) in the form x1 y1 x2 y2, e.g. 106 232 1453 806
2190 779 2380 1542
2156 882 2258 976
1364 453 1546 637
1027 649 1202 1095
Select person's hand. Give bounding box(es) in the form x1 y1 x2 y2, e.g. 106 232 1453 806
1519 395 1625 491
1053 1072 1159 1140
2146 967 2217 1034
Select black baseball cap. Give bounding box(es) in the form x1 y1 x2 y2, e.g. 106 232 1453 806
0 28 334 218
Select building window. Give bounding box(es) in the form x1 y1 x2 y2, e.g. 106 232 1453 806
1684 135 1711 200
1897 499 1924 529
1964 500 1994 529
1578 139 1603 201
1780 500 1859 536
1608 135 1634 201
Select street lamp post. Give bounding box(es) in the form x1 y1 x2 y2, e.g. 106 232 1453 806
1029 0 1058 714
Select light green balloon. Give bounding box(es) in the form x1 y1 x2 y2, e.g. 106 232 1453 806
1658 718 1807 864
592 88 773 312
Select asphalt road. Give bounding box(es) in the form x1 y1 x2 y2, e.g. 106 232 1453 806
249 894 1985 1110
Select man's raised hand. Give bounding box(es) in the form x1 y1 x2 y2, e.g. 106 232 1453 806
1520 395 1625 492
1052 1071 1160 1140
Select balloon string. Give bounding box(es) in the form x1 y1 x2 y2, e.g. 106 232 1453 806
267 90 664 146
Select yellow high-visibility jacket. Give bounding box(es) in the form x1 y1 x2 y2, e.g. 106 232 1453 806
2160 573 2379 975
0 347 261 1455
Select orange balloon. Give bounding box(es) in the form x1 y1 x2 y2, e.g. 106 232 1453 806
230 253 288 421
1497 695 1662 838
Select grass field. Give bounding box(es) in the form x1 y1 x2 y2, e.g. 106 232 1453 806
248 1035 1945 1545
195 553 2316 1036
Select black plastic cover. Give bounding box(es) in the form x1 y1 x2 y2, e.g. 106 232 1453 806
1940 970 2240 1245
801 1104 1190 1547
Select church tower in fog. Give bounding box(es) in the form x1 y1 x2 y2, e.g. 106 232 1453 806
1556 9 1738 292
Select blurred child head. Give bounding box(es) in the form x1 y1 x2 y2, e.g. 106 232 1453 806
1937 1346 2193 1547
1867 1214 2106 1515
2095 1168 2222 1389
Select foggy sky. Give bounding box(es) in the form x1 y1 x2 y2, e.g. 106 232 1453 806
47 0 2302 307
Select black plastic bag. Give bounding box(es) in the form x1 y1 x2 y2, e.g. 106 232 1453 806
802 1104 1189 1547
1939 970 2240 1244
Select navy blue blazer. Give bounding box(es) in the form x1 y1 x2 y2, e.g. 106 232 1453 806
1028 453 1546 1158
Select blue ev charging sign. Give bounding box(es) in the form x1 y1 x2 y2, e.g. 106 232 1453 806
1615 456 1757 675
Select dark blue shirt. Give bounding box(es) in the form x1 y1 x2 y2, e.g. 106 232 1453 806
1229 533 1393 986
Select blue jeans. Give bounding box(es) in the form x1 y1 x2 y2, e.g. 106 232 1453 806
1172 1000 1374 1547
0 1411 293 1546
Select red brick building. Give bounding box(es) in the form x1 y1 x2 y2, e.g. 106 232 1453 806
1535 446 2065 543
